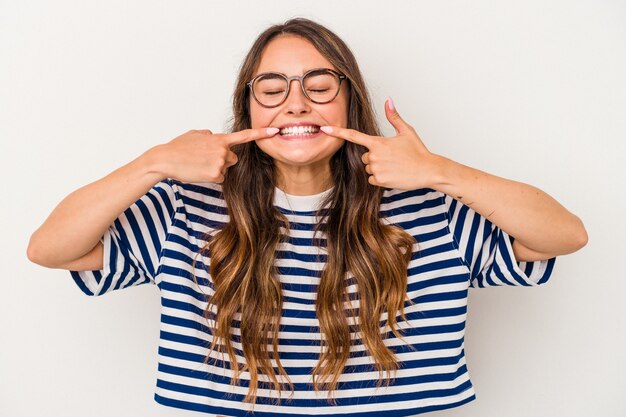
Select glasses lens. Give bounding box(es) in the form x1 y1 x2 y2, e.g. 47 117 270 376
303 70 340 103
252 73 288 107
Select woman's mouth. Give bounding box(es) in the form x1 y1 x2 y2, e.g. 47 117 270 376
278 125 322 139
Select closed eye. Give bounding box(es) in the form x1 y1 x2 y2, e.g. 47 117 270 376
263 91 285 96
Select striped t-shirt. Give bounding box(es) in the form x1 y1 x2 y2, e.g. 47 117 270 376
70 179 556 416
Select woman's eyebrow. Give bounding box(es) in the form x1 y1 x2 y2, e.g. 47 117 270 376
254 67 331 77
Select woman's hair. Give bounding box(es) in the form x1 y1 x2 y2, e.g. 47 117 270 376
195 17 417 409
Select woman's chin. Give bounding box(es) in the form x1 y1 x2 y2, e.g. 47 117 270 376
273 152 323 166
270 144 340 166
255 135 344 168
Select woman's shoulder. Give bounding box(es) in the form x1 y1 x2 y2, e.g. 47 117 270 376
381 187 445 208
164 179 226 213
167 179 223 198
380 187 447 222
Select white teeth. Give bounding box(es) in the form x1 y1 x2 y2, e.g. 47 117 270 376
279 125 320 135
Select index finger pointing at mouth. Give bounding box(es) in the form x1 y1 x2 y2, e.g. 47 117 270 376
224 127 280 146
319 126 374 148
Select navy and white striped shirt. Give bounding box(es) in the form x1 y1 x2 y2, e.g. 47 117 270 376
70 179 555 416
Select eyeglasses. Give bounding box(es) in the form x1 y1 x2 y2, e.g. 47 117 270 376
246 68 347 108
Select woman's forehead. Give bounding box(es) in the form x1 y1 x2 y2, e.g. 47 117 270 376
255 35 337 75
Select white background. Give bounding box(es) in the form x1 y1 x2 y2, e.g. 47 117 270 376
2 1 625 416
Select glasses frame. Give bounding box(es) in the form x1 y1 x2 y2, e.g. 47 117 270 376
246 68 347 108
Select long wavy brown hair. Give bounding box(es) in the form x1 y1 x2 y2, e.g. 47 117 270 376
194 17 417 409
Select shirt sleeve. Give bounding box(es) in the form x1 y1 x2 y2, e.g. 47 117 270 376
69 178 182 296
443 194 556 288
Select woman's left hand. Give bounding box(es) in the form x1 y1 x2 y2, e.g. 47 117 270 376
320 97 443 190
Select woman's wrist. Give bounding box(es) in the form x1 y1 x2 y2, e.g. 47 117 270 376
425 154 458 192
426 154 484 200
140 145 170 183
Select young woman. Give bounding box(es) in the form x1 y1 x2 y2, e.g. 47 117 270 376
27 17 587 417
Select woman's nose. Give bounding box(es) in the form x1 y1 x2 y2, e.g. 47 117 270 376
283 80 310 113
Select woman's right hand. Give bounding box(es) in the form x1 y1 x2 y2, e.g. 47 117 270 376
150 127 279 183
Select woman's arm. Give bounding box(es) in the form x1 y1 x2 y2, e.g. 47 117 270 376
431 155 588 261
27 127 278 270
27 148 165 269
320 98 588 262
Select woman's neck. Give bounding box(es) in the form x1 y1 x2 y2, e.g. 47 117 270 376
275 163 333 196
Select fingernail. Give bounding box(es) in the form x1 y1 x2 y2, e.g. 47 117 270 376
266 127 279 135
387 96 395 112
320 126 332 134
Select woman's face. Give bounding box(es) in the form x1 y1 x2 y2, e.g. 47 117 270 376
249 35 348 172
